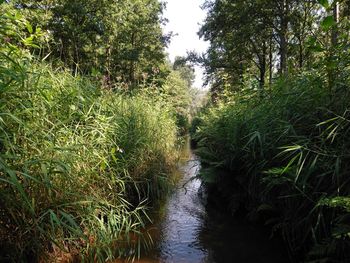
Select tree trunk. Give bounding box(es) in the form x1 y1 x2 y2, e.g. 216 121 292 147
105 44 112 87
299 37 303 69
129 33 136 87
269 35 273 85
259 42 267 90
329 1 340 92
331 1 340 47
278 0 289 76
279 30 287 75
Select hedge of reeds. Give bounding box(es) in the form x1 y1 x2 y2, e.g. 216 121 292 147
0 42 179 262
193 72 350 262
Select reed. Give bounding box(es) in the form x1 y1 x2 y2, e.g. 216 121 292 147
0 55 178 261
193 71 350 262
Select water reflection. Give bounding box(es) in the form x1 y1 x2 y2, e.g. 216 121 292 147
126 141 288 263
156 153 207 263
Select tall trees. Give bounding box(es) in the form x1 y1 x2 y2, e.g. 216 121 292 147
289 0 318 69
199 0 320 95
274 0 290 75
199 0 276 92
199 0 251 92
4 0 169 88
163 57 196 133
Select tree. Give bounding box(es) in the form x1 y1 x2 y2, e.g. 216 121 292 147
199 0 322 99
6 0 170 89
173 56 195 87
199 0 274 91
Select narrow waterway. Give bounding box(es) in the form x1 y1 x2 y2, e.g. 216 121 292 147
129 140 288 263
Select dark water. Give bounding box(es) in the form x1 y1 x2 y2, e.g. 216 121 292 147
125 141 288 263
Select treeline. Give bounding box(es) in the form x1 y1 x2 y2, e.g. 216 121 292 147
198 0 349 96
2 1 198 97
0 1 196 261
6 0 168 87
193 0 350 262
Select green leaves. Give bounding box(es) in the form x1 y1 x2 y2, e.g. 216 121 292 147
306 37 325 52
25 21 33 34
321 15 336 30
317 0 329 9
17 0 168 87
318 197 350 212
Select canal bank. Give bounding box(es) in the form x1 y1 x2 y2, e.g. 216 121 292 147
123 139 289 263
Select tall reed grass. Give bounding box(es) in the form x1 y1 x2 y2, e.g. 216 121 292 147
193 71 350 262
0 52 178 261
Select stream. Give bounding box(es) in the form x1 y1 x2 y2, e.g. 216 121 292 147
125 140 288 263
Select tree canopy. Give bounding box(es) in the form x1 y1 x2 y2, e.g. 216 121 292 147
199 0 349 98
3 0 171 88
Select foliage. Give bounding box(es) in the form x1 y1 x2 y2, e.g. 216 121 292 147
199 0 323 95
194 1 350 262
2 0 170 88
193 69 350 261
0 8 178 262
162 57 198 134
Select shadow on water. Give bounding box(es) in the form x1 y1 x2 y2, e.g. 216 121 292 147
118 139 289 263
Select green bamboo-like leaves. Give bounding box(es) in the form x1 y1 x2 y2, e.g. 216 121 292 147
318 0 329 9
194 71 350 261
321 15 336 30
0 10 178 261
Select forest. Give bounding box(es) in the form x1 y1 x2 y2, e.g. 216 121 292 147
1 0 350 262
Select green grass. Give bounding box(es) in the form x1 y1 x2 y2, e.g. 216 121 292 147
193 71 350 262
0 52 179 261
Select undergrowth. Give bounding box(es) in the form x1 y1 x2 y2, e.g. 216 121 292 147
193 71 350 262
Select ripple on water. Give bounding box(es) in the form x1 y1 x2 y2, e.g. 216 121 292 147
120 142 288 263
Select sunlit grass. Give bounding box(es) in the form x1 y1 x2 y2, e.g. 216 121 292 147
0 54 178 261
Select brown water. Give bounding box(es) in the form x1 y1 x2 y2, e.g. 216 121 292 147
125 141 288 263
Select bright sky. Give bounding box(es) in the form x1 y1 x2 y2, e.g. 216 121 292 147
162 0 209 88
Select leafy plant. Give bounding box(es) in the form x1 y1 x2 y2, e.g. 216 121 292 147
0 8 179 261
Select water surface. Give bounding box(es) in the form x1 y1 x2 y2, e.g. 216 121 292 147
125 141 288 263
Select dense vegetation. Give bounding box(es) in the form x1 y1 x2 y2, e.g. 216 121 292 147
8 0 169 87
193 0 350 262
3 0 350 261
0 1 198 261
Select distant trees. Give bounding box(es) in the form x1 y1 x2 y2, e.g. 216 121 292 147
161 57 197 134
2 0 200 131
173 56 196 87
3 0 170 88
199 0 334 96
